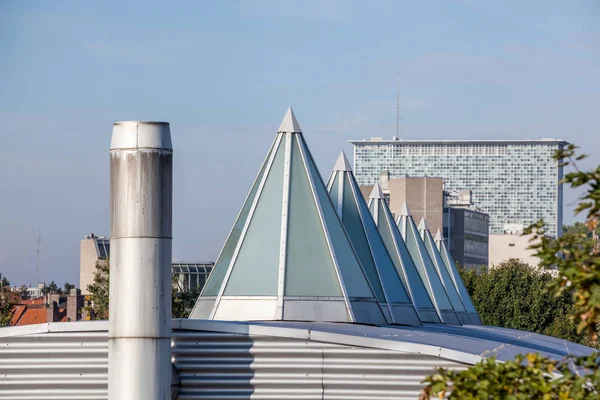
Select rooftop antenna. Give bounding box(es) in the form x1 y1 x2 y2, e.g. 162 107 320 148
395 72 401 139
35 230 42 285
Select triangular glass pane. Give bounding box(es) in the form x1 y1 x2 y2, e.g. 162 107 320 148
423 231 466 312
223 136 286 295
340 175 386 302
404 217 453 311
377 205 435 309
301 136 374 298
201 137 277 296
439 240 478 314
285 136 342 297
349 177 411 304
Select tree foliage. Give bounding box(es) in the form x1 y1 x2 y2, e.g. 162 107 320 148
63 282 75 294
172 276 200 318
83 261 110 320
460 259 589 346
0 273 16 327
528 144 600 341
44 280 59 294
563 222 598 238
421 353 600 400
422 144 600 398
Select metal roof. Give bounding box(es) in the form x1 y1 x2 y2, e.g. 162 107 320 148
0 319 593 366
2 320 593 400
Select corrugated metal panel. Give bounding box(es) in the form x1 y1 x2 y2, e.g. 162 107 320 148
0 331 108 400
172 331 466 400
0 326 466 400
5 319 592 399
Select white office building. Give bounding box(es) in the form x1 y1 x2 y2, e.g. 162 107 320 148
350 139 567 237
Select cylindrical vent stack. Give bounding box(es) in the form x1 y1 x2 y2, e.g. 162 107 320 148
109 121 173 400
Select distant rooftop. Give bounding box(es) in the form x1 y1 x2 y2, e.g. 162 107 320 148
349 137 568 145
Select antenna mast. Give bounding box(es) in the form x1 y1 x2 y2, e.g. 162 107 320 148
395 72 401 139
35 230 42 285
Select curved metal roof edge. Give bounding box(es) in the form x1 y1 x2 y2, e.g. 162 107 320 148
176 319 481 364
0 319 480 365
1 320 593 366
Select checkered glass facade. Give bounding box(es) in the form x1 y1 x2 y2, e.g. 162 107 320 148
352 140 565 237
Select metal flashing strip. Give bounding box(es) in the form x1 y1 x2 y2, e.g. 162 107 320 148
276 132 292 319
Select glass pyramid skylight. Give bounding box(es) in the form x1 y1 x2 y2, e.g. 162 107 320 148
189 108 386 324
326 152 421 326
367 184 441 324
418 219 471 325
396 204 462 325
434 230 482 325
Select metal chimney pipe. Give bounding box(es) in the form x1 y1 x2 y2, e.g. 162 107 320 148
109 121 173 400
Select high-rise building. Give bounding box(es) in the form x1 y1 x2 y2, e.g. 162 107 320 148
350 139 567 237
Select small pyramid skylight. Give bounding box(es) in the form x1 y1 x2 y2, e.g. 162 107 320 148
418 219 471 325
396 204 462 325
326 152 421 326
367 185 441 324
434 230 482 325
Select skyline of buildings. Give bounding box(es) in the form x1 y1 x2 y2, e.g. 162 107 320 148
350 138 567 238
11 137 570 288
360 175 489 270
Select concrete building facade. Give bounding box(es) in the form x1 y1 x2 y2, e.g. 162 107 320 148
351 138 566 237
488 224 543 269
80 234 109 294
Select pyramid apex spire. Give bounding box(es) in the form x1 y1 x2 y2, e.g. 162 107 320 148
398 201 412 216
277 107 302 133
418 218 429 231
333 151 353 172
369 182 385 199
434 229 442 242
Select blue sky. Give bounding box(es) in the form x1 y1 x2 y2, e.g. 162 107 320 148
1 1 599 286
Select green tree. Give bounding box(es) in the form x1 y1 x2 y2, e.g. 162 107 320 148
1 274 10 288
83 261 110 320
563 221 594 237
172 276 201 318
63 282 75 293
422 144 600 398
421 353 600 400
44 280 59 294
459 259 588 345
0 273 16 327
